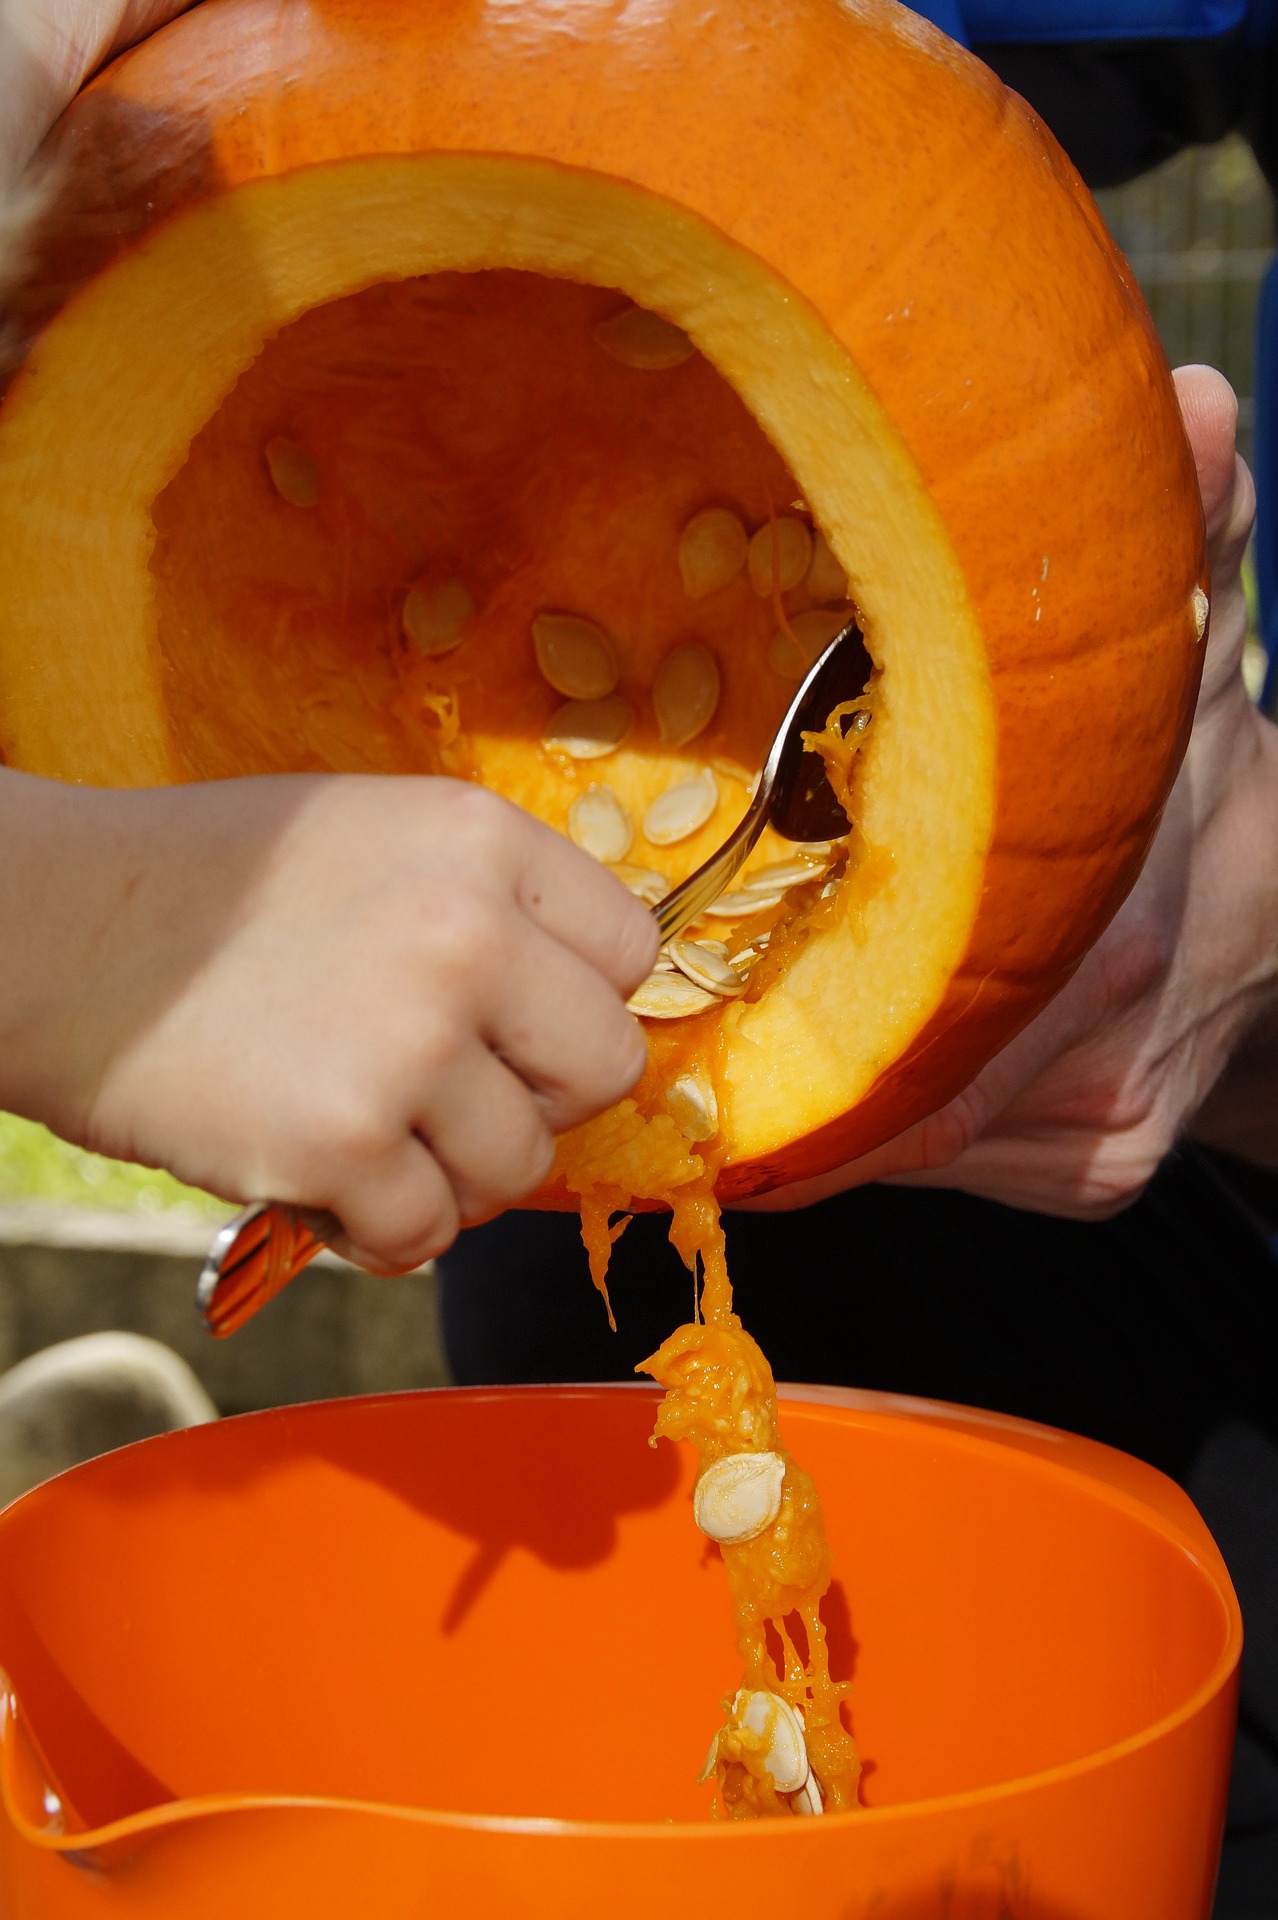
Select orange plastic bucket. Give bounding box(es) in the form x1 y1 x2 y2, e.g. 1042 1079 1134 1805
0 1383 1239 1918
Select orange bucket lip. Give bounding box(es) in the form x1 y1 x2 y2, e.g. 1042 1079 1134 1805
0 1384 1242 1919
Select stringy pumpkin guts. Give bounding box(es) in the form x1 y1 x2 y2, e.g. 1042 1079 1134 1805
640 1188 862 1819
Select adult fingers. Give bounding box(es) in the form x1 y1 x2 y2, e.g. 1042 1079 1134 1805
108 2 202 59
1173 363 1239 536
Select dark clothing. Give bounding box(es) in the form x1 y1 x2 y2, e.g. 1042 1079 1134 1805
441 1150 1276 1483
438 1150 1278 1913
976 32 1277 190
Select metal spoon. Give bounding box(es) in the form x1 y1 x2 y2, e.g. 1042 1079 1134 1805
654 616 871 940
197 617 872 1337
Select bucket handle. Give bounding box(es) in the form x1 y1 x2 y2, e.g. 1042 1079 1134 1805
0 1676 360 1866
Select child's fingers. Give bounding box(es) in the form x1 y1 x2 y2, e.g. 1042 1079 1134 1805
413 1044 557 1222
506 812 659 994
485 922 649 1130
322 1133 460 1275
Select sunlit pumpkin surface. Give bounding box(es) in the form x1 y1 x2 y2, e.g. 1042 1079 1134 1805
149 269 869 1814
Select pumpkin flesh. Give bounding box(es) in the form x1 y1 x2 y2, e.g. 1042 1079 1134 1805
0 154 1000 1196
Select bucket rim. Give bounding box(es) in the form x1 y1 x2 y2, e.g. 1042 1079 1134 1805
0 1380 1243 1851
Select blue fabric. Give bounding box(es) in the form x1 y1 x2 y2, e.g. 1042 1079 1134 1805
958 1 1278 43
908 1 1278 51
909 0 971 39
1257 258 1278 710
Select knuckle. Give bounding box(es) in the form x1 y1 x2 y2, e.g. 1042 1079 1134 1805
1093 930 1168 1015
305 1097 394 1176
441 781 515 864
1057 1117 1172 1218
914 1090 985 1172
412 1011 471 1082
429 890 508 983
344 1180 460 1270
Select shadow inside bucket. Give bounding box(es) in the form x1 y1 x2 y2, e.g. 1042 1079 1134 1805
0 1389 691 1829
124 1387 682 1627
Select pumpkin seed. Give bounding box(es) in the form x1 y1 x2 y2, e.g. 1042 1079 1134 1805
668 937 745 998
806 530 848 603
533 613 619 701
627 972 720 1019
643 767 718 846
666 1071 719 1142
733 1690 810 1795
792 1773 825 1817
701 889 786 919
542 695 633 760
402 578 476 657
595 305 696 370
747 517 812 597
767 607 848 681
653 642 721 748
610 863 669 907
568 784 633 863
693 1451 785 1545
264 437 319 508
678 507 749 599
741 856 829 893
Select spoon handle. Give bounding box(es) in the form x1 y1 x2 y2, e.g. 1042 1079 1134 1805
654 616 867 942
197 1200 337 1337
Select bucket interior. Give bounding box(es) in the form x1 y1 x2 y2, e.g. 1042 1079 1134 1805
0 1386 1233 1829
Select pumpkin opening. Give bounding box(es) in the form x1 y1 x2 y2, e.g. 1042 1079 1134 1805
0 156 996 1195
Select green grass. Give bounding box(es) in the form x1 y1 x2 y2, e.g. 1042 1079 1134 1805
0 1111 227 1217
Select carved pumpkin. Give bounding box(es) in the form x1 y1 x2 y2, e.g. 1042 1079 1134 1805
0 0 1205 1210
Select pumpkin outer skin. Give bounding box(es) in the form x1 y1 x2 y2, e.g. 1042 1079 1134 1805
2 0 1206 1195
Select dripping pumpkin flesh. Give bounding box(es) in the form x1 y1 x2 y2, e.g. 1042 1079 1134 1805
145 268 869 1815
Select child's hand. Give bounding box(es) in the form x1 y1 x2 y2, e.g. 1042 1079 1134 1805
0 773 658 1270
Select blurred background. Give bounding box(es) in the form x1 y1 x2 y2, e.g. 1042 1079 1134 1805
1097 134 1275 704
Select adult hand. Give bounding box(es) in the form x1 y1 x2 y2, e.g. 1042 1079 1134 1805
0 0 197 185
745 364 1278 1220
0 773 657 1270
